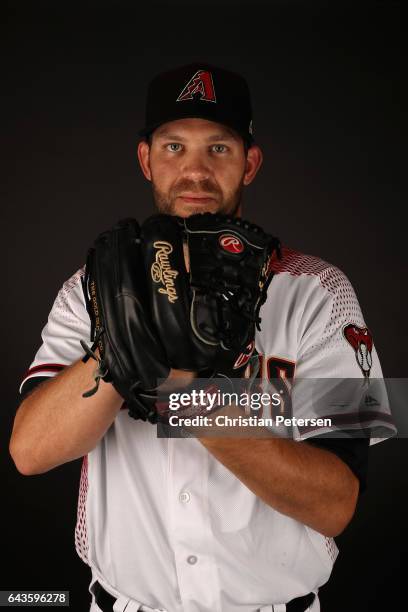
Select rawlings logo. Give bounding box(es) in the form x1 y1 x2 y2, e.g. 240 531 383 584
151 241 179 303
343 324 373 378
219 234 244 254
176 70 216 103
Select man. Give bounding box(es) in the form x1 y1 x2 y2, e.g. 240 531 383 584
10 63 394 612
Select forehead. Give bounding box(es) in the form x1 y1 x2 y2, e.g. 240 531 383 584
152 118 241 142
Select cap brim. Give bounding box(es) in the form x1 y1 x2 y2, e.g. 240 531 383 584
138 115 254 145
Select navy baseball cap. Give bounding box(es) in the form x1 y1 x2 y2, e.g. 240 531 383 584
139 63 254 146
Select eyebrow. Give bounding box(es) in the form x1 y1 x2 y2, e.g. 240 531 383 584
154 129 239 142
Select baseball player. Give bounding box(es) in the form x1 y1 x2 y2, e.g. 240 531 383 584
10 63 395 612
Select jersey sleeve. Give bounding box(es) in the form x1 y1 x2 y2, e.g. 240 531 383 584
19 268 91 398
306 431 370 493
291 265 396 446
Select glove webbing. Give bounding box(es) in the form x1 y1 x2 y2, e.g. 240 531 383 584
192 234 281 350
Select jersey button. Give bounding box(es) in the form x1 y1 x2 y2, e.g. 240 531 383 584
187 555 198 565
179 491 191 503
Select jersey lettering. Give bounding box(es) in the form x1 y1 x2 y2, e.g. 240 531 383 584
247 355 295 423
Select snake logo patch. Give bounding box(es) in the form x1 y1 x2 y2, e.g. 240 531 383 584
219 234 244 254
233 340 255 370
176 70 216 103
151 241 179 303
343 324 373 378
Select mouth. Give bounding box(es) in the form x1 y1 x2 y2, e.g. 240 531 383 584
177 195 216 204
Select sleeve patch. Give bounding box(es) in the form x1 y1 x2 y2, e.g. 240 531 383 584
343 324 373 378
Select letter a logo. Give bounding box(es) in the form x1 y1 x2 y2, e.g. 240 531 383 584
176 70 216 103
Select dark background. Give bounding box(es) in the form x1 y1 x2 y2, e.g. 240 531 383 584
2 1 406 610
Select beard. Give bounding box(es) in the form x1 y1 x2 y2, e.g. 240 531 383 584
151 176 245 218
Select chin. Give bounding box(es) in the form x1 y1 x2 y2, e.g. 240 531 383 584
172 201 222 218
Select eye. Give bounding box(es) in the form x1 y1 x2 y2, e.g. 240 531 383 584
212 144 228 153
166 143 182 152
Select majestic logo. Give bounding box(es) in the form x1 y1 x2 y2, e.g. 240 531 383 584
151 241 179 303
176 70 216 103
219 234 244 254
233 340 255 370
343 324 373 378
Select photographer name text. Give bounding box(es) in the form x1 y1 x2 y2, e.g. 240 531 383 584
168 415 333 428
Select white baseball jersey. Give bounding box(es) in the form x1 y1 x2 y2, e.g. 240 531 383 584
19 246 395 612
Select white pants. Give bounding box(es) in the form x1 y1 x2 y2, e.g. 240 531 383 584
90 599 319 612
89 599 320 612
91 599 319 612
89 577 320 612
89 577 165 612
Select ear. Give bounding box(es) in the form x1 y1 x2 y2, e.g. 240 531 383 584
137 140 152 181
243 145 263 186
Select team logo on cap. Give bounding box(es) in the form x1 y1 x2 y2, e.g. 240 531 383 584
219 234 244 254
343 324 373 378
176 70 216 103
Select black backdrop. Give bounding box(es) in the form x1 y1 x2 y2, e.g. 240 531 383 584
2 2 407 610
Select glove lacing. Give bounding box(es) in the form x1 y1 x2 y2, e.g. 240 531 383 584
193 275 270 351
80 328 109 397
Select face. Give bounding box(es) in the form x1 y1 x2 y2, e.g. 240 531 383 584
137 118 263 218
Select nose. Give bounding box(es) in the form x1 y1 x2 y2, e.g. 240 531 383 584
179 149 212 181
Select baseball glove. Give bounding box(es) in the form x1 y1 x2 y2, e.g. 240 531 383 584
80 213 280 423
